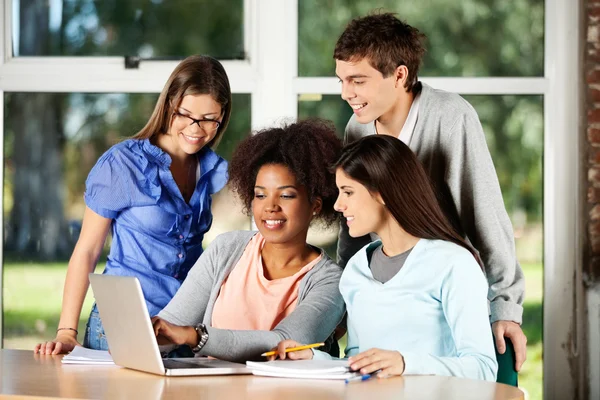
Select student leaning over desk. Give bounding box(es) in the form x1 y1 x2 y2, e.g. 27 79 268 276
150 119 346 362
35 55 231 355
272 135 498 382
334 13 526 372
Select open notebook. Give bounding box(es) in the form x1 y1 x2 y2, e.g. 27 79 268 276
246 360 359 380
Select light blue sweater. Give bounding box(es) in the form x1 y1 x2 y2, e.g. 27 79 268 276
314 239 498 382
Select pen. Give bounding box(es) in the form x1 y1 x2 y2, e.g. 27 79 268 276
345 374 374 384
261 342 325 357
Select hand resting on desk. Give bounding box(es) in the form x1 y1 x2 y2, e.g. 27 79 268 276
34 331 81 355
271 340 406 378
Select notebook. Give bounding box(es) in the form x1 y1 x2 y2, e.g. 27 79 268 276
61 346 115 365
246 360 359 380
88 274 251 376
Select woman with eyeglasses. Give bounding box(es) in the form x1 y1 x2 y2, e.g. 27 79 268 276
35 55 232 355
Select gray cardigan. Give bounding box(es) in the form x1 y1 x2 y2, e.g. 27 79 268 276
158 230 345 362
340 82 525 324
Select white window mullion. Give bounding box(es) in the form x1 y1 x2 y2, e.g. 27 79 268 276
250 0 297 130
543 0 583 398
0 58 256 93
2 0 10 64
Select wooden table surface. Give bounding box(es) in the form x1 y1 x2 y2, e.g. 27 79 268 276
0 350 524 400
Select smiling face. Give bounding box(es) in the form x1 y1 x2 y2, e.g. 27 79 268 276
335 58 403 125
166 94 223 157
334 168 388 238
252 164 321 245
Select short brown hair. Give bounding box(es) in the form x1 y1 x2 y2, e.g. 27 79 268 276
228 119 342 227
133 55 232 150
334 13 426 93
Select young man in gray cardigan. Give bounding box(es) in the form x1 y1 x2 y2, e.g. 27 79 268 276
334 13 527 372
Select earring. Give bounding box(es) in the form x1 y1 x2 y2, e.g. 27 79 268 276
313 212 317 216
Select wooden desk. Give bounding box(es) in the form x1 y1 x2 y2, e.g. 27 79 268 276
0 350 524 400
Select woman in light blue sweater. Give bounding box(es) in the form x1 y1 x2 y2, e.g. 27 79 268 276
272 135 498 381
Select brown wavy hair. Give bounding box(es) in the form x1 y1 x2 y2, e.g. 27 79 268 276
334 135 483 268
132 55 232 149
334 12 426 93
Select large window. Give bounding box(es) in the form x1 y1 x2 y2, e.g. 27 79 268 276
0 1 580 399
12 0 244 58
298 0 544 77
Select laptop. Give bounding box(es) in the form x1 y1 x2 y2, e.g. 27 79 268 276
89 274 251 376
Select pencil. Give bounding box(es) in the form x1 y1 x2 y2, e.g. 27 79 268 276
261 342 325 357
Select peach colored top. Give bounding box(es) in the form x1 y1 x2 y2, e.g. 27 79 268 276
211 233 322 330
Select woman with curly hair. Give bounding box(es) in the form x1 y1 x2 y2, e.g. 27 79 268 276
150 119 345 362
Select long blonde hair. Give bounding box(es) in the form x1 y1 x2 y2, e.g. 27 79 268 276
133 55 232 150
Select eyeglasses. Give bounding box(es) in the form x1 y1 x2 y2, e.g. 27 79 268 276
173 111 221 133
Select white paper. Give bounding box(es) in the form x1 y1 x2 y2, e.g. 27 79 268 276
246 360 358 380
61 346 115 365
250 369 358 380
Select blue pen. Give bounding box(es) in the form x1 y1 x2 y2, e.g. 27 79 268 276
345 374 373 384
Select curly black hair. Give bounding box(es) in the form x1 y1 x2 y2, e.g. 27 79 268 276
229 118 343 227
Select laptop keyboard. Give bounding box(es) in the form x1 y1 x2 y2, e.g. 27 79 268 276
162 359 214 369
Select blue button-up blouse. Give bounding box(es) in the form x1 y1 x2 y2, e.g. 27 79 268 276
84 138 228 316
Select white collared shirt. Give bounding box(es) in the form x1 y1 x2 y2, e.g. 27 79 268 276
398 90 421 145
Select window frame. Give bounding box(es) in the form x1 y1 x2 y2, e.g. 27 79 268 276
0 1 582 397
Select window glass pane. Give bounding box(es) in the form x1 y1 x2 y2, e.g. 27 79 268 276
299 94 543 400
299 1 544 77
13 0 244 58
2 92 251 349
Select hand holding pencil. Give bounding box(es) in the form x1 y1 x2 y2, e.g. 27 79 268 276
265 340 321 361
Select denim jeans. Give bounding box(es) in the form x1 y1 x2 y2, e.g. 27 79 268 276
83 303 109 351
82 302 197 356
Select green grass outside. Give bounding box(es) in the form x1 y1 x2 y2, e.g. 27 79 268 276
2 261 542 399
519 263 543 400
2 262 104 349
